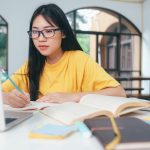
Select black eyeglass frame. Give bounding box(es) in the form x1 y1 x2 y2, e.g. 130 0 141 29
27 28 60 39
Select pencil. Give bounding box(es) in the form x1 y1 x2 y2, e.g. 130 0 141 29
1 69 24 95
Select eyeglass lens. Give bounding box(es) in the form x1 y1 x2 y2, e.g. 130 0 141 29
28 29 60 39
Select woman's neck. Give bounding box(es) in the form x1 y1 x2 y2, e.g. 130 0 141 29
46 50 64 64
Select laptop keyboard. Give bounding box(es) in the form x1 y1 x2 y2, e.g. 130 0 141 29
5 118 17 124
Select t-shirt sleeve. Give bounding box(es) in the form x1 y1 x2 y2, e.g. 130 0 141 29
2 62 29 93
81 56 120 91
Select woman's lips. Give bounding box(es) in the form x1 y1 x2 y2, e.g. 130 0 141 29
38 45 49 50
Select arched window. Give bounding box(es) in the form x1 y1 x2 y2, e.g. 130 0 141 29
0 15 8 71
66 8 141 79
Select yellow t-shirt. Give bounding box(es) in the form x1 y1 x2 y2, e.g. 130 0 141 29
2 50 119 98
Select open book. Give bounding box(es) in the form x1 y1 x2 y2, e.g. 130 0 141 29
40 94 150 125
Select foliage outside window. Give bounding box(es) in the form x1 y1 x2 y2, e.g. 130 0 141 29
0 15 8 82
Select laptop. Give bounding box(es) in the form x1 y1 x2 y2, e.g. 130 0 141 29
0 85 33 131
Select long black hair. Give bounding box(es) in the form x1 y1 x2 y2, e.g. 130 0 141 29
28 3 83 101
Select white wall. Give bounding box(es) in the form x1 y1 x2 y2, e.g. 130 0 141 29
142 0 150 76
0 0 143 74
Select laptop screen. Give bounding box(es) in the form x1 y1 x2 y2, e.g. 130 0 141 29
0 81 33 131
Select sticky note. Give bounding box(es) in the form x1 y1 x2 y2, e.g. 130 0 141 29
29 124 76 139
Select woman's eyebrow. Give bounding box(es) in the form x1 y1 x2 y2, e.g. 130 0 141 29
32 26 56 30
43 26 55 29
32 27 38 29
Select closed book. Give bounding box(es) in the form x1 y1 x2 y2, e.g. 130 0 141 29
84 117 150 150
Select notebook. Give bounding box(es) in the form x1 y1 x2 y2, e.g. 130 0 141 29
84 117 150 149
0 85 33 131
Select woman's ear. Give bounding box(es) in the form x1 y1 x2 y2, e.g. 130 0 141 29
62 35 66 39
62 32 66 39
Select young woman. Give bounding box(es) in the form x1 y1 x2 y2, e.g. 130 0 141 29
2 3 126 108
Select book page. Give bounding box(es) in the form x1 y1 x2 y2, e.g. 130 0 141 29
4 101 57 111
80 94 150 116
41 102 102 125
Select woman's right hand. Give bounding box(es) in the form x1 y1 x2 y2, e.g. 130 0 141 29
2 89 30 108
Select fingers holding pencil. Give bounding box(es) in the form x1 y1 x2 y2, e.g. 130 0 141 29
3 89 30 108
1 69 31 108
12 89 30 101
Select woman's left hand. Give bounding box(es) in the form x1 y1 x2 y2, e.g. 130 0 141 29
36 92 82 103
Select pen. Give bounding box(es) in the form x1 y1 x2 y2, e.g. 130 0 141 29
75 121 92 138
1 69 24 95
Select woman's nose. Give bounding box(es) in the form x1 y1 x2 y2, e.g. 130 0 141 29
38 33 47 41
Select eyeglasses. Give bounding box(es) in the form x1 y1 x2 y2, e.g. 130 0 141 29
27 28 60 39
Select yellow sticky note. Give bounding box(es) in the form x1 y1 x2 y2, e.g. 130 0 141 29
29 124 76 139
144 117 150 121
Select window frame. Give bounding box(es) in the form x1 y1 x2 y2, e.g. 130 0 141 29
66 7 142 78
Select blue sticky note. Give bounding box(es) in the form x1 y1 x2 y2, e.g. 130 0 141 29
29 124 76 139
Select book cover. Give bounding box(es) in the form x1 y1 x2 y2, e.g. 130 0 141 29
84 117 150 149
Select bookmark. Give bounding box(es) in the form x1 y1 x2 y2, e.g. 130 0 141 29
75 122 92 138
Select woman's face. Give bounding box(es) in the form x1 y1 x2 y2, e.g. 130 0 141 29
32 15 64 59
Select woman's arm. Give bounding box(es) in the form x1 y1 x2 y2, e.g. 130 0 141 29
94 85 126 97
37 85 126 103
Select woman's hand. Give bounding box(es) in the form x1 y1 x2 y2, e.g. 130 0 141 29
36 85 126 104
3 89 30 108
37 92 83 103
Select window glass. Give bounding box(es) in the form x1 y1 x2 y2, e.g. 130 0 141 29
98 35 117 69
76 9 99 31
0 16 8 72
121 18 139 34
75 9 119 32
66 12 74 29
76 33 90 53
66 8 141 79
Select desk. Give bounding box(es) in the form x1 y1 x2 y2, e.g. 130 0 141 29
1 111 150 150
0 112 103 150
